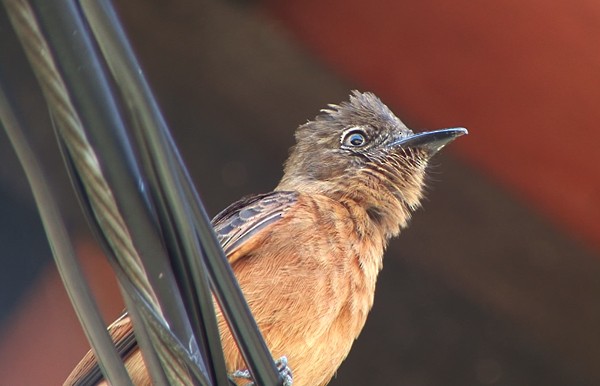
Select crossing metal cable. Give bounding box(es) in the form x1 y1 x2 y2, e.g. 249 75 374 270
1 0 190 384
0 79 134 386
3 1 283 385
3 0 159 312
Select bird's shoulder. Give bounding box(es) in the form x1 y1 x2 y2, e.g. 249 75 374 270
212 191 300 263
213 190 375 266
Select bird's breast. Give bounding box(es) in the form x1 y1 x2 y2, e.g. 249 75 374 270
223 193 386 385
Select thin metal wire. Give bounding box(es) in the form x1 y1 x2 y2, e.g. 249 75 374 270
2 0 181 383
4 0 283 384
5 0 227 385
119 280 211 385
3 0 159 311
79 1 224 380
59 140 171 386
77 2 282 385
0 81 133 386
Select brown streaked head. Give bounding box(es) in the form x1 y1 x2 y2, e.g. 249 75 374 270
277 91 466 234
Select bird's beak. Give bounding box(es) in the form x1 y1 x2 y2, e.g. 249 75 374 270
391 127 468 156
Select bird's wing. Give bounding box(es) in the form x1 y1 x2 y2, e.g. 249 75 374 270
65 314 136 386
64 191 299 385
212 191 299 263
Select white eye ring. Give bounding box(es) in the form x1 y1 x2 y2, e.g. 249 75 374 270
341 127 368 148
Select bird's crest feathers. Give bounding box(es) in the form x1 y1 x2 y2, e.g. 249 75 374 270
314 91 405 131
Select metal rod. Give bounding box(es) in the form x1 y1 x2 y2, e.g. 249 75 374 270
0 76 133 386
10 0 200 382
79 0 223 382
183 168 283 386
77 1 282 385
77 1 222 381
121 288 170 386
58 136 170 386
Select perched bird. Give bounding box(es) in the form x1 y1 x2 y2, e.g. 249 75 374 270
65 91 467 386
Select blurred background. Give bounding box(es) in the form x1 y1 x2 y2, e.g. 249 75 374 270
1 0 599 385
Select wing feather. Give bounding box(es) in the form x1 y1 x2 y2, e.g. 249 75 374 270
64 191 299 385
212 191 298 261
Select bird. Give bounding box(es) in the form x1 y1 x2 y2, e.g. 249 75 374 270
64 91 467 386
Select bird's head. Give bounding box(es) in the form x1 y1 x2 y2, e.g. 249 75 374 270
277 91 467 235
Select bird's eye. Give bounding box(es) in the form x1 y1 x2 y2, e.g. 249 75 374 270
342 129 368 148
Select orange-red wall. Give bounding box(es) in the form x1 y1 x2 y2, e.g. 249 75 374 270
264 0 600 252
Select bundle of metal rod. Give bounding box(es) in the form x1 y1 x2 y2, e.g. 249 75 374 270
0 0 283 385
